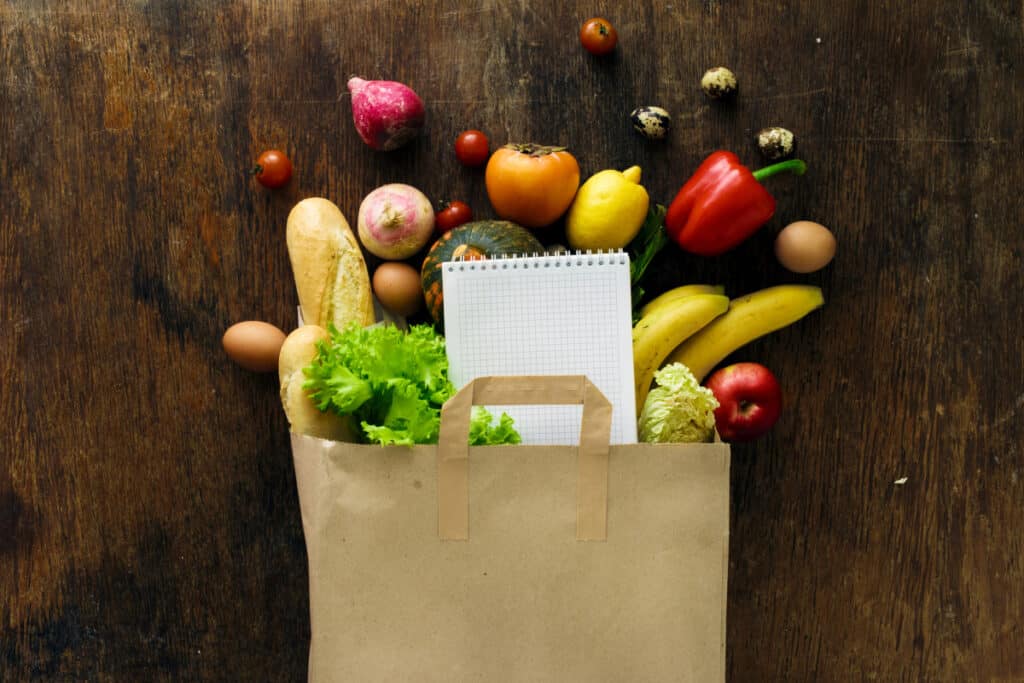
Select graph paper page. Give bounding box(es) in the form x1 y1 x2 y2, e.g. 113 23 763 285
442 252 637 445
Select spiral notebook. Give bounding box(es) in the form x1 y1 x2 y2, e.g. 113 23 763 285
442 251 637 445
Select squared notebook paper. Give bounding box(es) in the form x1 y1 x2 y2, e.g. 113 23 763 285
442 251 637 444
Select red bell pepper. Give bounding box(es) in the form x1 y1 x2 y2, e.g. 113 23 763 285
665 151 807 256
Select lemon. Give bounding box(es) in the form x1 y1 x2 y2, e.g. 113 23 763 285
565 166 650 251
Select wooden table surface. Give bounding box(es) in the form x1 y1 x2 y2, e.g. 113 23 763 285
3 1 1022 680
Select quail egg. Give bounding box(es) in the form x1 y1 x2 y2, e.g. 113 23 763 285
630 106 672 141
757 127 796 161
701 67 738 99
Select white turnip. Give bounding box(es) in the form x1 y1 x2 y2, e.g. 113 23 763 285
347 77 425 152
357 184 435 260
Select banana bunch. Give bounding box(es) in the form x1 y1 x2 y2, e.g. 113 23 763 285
633 284 825 410
632 286 729 413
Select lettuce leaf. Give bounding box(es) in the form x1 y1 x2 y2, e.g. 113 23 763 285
303 323 520 446
469 407 521 446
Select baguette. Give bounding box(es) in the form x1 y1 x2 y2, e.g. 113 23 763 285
286 197 376 330
278 325 357 441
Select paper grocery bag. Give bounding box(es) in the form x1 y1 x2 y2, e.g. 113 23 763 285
291 376 730 682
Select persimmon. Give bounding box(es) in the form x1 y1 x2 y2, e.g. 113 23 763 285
484 143 580 229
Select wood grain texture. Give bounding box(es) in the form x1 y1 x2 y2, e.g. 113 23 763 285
1 1 1021 680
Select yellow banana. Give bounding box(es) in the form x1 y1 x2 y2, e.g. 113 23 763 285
633 293 730 413
664 284 825 382
639 283 726 319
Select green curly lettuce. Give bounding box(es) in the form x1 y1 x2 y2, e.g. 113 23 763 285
303 323 520 446
638 362 719 443
468 407 521 446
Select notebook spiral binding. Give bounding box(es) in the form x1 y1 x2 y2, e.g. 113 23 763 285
446 249 628 271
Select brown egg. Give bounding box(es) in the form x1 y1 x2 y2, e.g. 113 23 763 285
373 261 424 317
222 321 287 373
774 221 837 273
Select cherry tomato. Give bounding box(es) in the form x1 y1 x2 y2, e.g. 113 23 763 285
436 200 474 233
484 143 580 228
454 130 490 167
253 149 292 188
579 17 618 56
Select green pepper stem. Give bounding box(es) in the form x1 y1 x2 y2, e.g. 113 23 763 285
751 158 807 182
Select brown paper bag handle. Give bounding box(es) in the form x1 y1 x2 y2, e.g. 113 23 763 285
437 375 612 542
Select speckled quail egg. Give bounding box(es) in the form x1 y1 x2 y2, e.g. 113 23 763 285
701 67 738 99
757 127 796 161
630 106 672 140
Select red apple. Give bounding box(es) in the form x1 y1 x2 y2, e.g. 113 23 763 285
704 363 783 442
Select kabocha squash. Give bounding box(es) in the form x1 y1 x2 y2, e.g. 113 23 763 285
421 220 544 329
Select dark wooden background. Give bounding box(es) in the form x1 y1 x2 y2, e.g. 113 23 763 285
3 1 1022 681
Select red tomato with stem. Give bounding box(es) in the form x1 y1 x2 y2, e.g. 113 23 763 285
455 130 490 167
579 17 617 56
436 200 473 233
253 149 292 188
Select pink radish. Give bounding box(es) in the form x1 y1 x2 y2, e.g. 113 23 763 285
357 184 435 260
347 77 425 152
